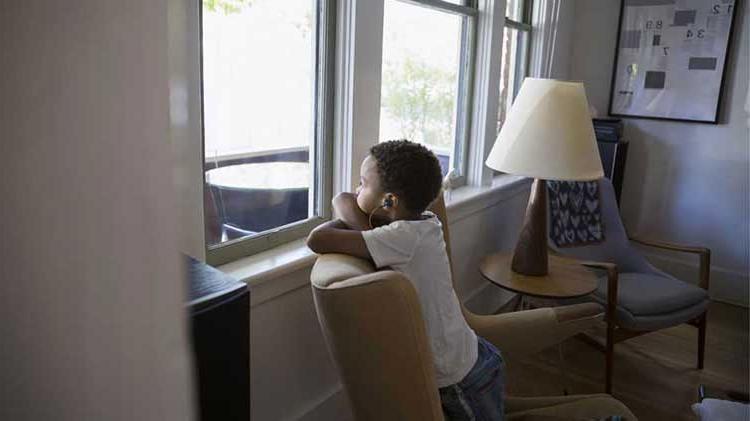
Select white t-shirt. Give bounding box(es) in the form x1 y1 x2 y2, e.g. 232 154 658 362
362 212 478 388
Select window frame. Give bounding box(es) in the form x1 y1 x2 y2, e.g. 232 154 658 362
504 0 533 102
201 0 337 266
497 0 533 132
380 0 479 187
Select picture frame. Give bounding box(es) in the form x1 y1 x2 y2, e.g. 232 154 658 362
608 0 739 124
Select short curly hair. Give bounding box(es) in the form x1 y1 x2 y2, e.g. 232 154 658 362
369 139 443 213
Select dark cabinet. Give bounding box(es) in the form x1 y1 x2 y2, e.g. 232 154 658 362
185 256 250 421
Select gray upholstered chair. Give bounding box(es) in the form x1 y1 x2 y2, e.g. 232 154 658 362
549 178 710 393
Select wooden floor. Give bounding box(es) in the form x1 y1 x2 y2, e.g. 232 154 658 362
506 301 749 421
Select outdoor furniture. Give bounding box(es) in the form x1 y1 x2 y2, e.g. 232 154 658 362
206 162 310 234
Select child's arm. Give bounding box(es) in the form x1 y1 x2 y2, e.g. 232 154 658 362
306 219 372 260
332 192 371 231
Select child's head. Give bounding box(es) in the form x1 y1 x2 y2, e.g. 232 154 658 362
356 139 443 217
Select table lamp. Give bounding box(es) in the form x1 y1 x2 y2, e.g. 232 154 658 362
486 78 603 276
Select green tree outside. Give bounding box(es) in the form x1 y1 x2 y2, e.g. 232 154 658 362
203 0 253 14
381 56 456 150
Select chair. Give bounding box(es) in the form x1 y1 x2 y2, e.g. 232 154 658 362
426 194 605 362
310 254 636 420
549 178 710 393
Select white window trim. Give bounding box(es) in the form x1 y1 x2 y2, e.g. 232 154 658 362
333 0 385 194
529 0 561 78
170 0 207 260
466 0 507 188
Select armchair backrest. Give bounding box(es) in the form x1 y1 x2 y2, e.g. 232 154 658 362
549 178 656 274
310 254 445 421
427 193 454 275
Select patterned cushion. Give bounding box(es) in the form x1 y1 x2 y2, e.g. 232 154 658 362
594 272 708 316
548 180 605 248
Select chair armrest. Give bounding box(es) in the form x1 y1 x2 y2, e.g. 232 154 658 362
577 260 619 326
629 237 709 255
464 303 603 359
630 237 711 290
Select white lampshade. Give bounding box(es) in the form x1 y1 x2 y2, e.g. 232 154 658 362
486 78 604 181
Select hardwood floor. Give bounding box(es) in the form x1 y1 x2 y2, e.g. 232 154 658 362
506 301 749 420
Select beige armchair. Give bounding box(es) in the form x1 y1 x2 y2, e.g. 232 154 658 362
311 254 636 420
308 193 635 419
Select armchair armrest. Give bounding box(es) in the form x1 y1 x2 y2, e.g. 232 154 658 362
630 236 711 290
464 302 603 359
629 237 709 255
577 260 619 327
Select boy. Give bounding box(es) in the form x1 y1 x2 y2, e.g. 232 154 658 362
307 140 505 420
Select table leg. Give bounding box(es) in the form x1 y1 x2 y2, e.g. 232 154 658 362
558 342 569 395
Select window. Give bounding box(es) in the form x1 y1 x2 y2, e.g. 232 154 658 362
378 0 477 182
498 0 533 132
201 0 334 265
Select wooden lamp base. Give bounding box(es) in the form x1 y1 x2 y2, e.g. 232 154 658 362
511 178 549 276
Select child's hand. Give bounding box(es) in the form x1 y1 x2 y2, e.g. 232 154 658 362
332 192 370 230
332 192 358 213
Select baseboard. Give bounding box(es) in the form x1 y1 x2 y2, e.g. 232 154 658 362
641 250 749 308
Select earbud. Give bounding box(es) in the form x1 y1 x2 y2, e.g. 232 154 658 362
370 195 395 229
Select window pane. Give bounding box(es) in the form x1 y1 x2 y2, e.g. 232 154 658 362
202 0 317 247
497 27 529 133
505 0 525 23
379 0 466 178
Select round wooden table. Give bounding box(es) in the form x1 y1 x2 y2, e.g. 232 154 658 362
479 252 599 300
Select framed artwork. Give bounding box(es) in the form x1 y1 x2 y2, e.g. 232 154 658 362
608 0 739 124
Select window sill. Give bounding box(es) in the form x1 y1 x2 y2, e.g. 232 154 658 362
218 174 531 306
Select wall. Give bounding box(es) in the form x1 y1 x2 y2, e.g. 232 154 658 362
1 2 195 420
248 185 530 421
569 0 749 307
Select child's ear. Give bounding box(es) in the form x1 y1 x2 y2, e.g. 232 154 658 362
383 194 395 208
383 193 399 209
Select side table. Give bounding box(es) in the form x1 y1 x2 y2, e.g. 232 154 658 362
479 252 600 394
480 252 599 301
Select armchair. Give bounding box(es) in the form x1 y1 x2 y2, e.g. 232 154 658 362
310 254 636 420
549 178 710 393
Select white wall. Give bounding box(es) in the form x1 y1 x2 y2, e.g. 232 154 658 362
248 186 530 421
568 0 749 306
0 2 195 420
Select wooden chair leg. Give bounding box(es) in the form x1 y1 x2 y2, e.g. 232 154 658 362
605 318 614 394
697 312 707 369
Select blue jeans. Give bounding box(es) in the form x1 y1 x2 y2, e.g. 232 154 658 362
439 337 505 420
